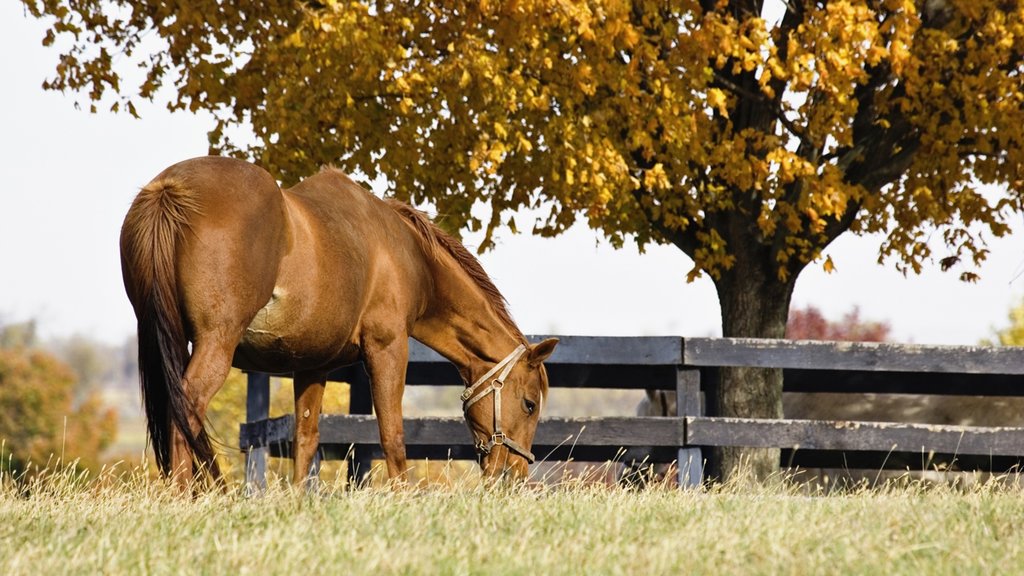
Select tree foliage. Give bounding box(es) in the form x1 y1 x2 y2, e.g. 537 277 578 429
0 346 118 474
49 334 115 403
0 319 40 349
984 295 1024 346
24 0 1024 276
786 304 892 341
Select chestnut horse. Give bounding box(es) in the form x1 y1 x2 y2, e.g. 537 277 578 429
120 156 557 486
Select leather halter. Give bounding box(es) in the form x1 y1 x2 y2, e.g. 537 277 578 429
461 344 536 464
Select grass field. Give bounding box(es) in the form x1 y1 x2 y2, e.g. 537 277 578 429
2 465 1023 575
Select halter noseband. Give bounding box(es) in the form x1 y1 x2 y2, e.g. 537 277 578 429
460 344 536 464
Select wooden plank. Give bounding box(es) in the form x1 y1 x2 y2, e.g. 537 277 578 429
407 335 682 367
322 336 682 389
536 416 685 446
325 336 682 389
782 449 1024 473
240 415 685 450
527 335 683 366
293 444 677 465
683 337 1024 375
240 414 293 449
686 416 1024 456
400 363 678 390
239 412 1024 469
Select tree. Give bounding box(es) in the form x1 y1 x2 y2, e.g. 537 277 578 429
24 0 1024 480
0 320 39 349
787 305 891 341
0 346 118 475
50 334 115 403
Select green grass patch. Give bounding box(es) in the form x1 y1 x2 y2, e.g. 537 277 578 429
2 465 1023 575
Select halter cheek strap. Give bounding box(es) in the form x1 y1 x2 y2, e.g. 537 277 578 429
461 344 536 464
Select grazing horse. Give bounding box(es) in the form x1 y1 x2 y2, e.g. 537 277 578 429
120 156 557 486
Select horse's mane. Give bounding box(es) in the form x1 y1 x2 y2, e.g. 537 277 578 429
386 199 526 344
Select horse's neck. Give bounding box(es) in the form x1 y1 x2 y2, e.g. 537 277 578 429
411 260 524 385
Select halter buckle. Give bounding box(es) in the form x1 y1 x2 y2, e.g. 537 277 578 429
475 439 491 455
491 432 507 446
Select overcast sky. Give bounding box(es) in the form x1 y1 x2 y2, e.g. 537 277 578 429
3 4 1024 347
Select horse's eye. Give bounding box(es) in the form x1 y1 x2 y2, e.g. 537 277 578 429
523 398 537 416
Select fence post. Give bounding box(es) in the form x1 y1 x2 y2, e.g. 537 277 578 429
245 371 270 493
347 364 373 487
677 367 703 487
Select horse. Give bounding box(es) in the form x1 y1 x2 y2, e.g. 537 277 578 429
119 155 558 487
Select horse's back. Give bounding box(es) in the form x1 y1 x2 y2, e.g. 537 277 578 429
287 169 432 289
234 169 431 373
125 157 431 375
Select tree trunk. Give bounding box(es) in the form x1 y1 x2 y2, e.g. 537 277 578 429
708 262 797 483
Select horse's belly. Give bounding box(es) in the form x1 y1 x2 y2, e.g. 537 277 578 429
233 288 359 373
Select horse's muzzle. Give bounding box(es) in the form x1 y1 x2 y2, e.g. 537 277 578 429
480 445 530 480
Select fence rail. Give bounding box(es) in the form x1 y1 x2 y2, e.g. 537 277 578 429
241 336 1024 488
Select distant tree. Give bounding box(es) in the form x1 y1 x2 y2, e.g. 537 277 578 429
786 305 891 342
984 297 1024 347
116 335 140 392
0 347 117 474
0 320 39 349
49 335 114 402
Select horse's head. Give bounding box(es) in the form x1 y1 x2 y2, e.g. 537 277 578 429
462 338 558 479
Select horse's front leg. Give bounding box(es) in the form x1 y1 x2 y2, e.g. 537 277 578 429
363 337 410 482
293 371 327 488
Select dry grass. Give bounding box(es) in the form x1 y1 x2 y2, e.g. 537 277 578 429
2 462 1024 576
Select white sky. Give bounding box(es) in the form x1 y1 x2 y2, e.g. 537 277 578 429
3 5 1023 347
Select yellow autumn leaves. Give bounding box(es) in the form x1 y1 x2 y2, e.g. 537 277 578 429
27 0 1024 283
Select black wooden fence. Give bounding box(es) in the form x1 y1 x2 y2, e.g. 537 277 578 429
240 336 1024 488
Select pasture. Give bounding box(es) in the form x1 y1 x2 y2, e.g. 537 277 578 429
3 466 1023 575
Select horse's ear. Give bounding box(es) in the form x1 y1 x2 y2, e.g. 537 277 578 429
528 338 559 367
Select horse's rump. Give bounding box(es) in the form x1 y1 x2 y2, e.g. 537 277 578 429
120 157 286 477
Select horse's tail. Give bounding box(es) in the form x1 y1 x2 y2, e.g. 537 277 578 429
120 178 218 478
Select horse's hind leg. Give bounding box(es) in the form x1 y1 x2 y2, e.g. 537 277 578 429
170 336 238 487
293 371 327 488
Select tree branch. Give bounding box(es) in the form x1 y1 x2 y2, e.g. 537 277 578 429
710 72 814 154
